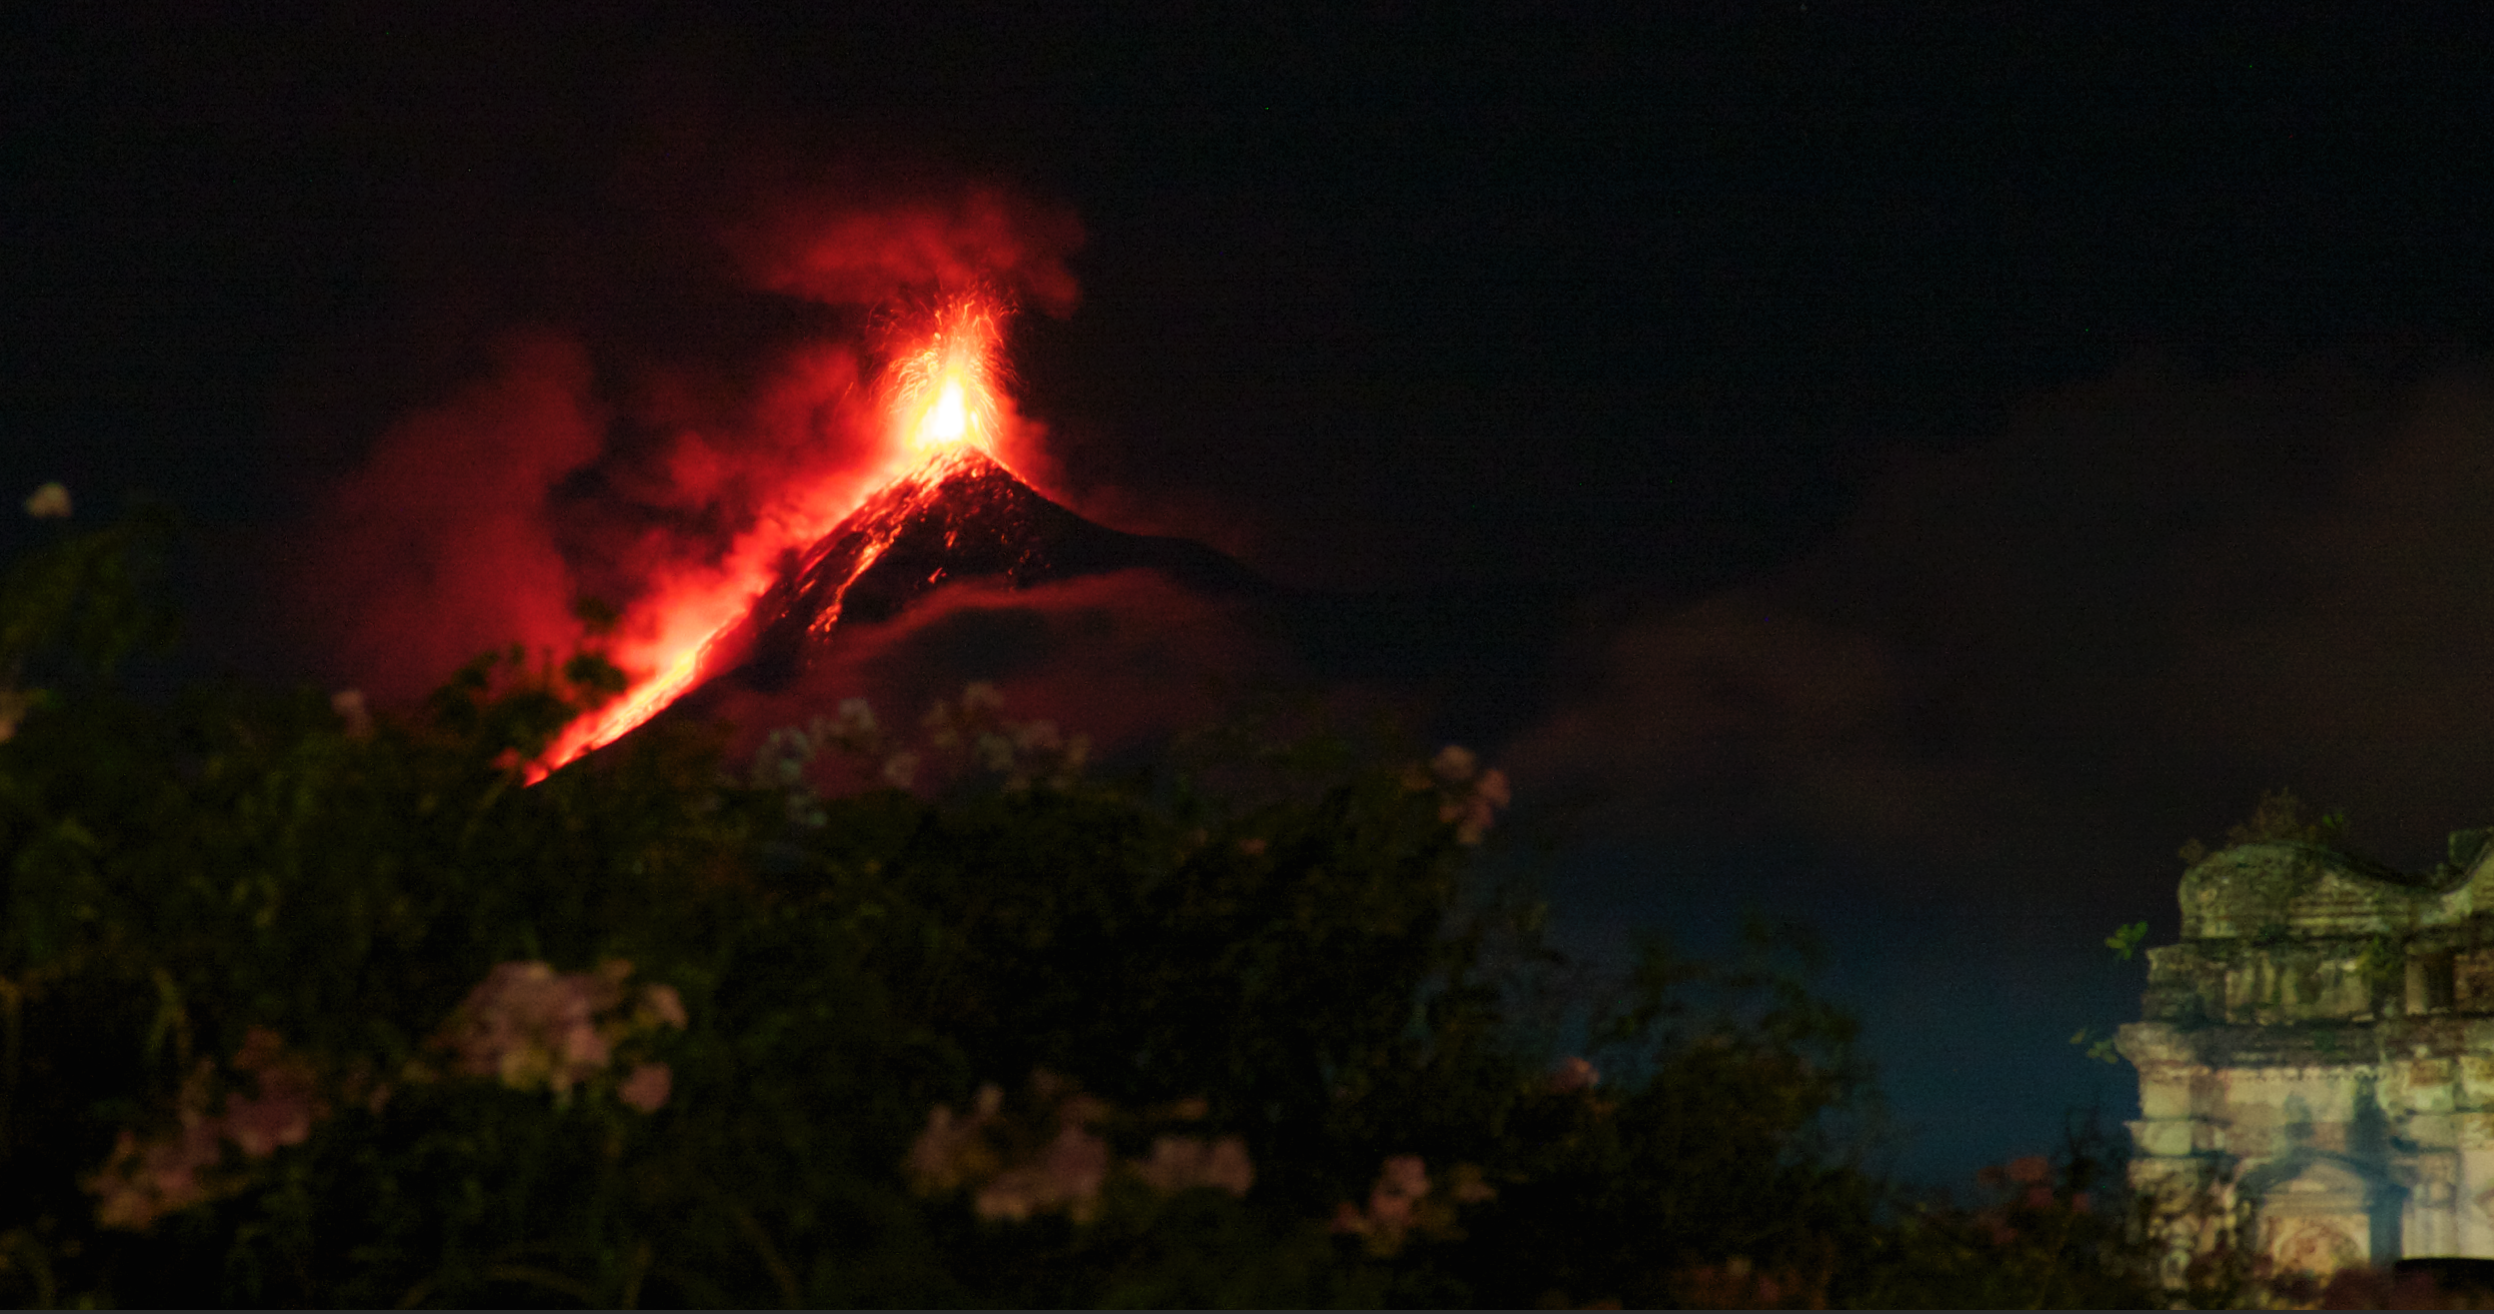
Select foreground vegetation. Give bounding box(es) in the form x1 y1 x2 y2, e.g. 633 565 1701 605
0 493 2311 1307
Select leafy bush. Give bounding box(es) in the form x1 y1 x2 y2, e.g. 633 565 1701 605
0 501 2190 1307
2177 787 2355 867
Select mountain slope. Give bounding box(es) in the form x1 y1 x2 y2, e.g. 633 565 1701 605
695 447 1271 696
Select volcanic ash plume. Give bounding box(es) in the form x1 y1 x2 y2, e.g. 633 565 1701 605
287 188 1085 728
291 183 1283 779
296 334 608 701
544 299 1269 772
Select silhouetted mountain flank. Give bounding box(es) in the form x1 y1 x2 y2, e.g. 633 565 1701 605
706 447 1272 695
603 444 1567 769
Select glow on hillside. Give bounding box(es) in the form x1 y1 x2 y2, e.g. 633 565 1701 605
531 292 1014 778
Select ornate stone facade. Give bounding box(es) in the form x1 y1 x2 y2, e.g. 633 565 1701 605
2120 833 2494 1274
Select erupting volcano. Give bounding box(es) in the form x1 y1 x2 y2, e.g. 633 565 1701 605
710 444 1265 697
538 294 1265 774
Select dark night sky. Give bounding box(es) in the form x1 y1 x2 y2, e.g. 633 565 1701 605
11 1 2494 1185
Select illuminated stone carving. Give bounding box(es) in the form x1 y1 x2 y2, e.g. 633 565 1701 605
2121 831 2494 1277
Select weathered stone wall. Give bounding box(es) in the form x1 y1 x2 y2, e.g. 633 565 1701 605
2122 838 2494 1276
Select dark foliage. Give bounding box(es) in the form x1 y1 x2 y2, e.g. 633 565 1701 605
0 504 2190 1307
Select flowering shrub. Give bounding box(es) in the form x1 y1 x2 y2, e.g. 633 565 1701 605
85 1027 323 1230
426 958 683 1108
907 1073 1112 1223
0 496 2204 1307
1132 1131 1255 1199
1549 1055 1600 1094
20 482 69 520
757 683 1090 802
1409 743 1511 844
903 1069 1260 1232
84 955 686 1236
1329 1154 1496 1257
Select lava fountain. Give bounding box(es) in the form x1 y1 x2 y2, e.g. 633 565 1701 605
891 297 1005 458
535 294 1020 776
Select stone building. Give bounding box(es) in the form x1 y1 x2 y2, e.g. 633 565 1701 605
2120 831 2494 1274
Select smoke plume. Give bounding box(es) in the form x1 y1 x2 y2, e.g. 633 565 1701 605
287 178 1085 707
1507 350 2494 910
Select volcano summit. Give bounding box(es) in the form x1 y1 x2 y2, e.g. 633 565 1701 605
705 447 1269 696
583 443 1275 763
531 293 1291 773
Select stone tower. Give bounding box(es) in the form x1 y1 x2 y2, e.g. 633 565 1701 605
2120 831 2494 1274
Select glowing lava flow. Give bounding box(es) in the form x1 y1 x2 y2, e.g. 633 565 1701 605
532 296 1015 777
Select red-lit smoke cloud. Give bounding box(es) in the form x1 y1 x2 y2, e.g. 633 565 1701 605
288 183 1085 712
298 334 605 696
1504 349 2494 912
735 186 1085 317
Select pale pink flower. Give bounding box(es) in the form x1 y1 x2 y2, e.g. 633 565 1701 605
617 1062 672 1113
87 1133 158 1229
2005 1154 2050 1186
435 959 636 1099
22 482 69 520
908 1077 1138 1225
1370 1154 1428 1230
1200 1136 1255 1196
223 1028 322 1158
974 1122 1109 1223
640 983 687 1030
1450 776 1511 843
907 1106 973 1189
1336 1154 1431 1244
1044 1121 1109 1199
917 1078 1116 1224
88 1030 328 1231
881 750 920 788
905 1084 1003 1194
1427 756 1511 844
973 1173 1041 1222
89 1117 222 1230
1330 1153 1441 1251
1550 1055 1601 1094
